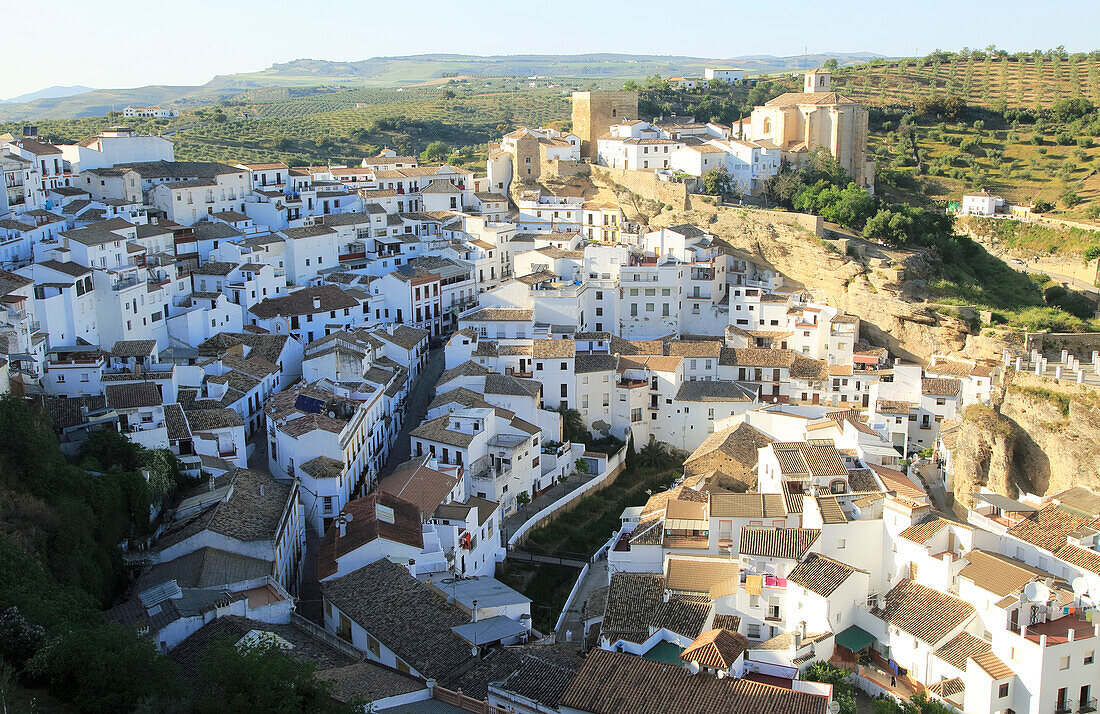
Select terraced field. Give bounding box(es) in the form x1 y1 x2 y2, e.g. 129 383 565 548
832 53 1100 110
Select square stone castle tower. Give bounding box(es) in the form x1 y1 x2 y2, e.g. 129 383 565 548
571 90 639 160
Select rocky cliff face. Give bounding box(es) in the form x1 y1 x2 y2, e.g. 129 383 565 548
661 202 979 362
950 372 1100 506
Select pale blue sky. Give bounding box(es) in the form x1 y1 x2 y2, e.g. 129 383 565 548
3 0 1099 98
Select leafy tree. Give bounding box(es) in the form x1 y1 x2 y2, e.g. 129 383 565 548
420 141 450 162
1032 199 1054 213
863 208 916 246
194 639 358 714
637 441 676 470
556 406 589 444
701 166 734 196
1061 190 1082 208
27 624 183 713
0 607 44 671
823 58 840 71
515 491 531 511
1083 245 1100 262
1052 96 1094 121
803 661 857 714
623 80 640 91
441 90 456 101
574 458 590 475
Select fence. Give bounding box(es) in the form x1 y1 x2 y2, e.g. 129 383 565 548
432 685 509 714
507 445 629 549
554 561 591 635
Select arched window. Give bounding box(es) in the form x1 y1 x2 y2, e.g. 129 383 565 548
830 479 847 494
612 108 617 117
763 117 772 135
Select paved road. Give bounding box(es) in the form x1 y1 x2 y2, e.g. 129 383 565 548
505 550 587 568
378 347 445 478
1011 261 1099 298
501 468 600 543
556 557 609 647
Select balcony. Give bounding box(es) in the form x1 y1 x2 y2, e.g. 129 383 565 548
1079 698 1098 714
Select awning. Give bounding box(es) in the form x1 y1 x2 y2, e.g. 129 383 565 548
835 624 876 653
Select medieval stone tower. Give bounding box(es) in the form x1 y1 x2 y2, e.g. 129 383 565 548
571 90 639 160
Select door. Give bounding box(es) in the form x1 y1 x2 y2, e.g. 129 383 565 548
1009 608 1018 633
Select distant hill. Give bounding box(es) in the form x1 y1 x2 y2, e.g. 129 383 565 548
207 52 888 89
0 52 888 120
1 85 95 104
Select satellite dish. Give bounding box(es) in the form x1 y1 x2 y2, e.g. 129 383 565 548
716 670 726 679
1024 581 1051 603
830 702 841 714
1072 577 1089 595
328 411 336 418
687 661 701 675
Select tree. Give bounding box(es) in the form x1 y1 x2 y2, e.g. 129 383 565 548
194 639 359 714
0 607 44 671
823 58 840 71
441 89 456 100
28 624 183 713
701 166 734 196
623 80 640 91
515 491 531 514
421 141 449 162
636 441 675 470
803 661 857 714
1061 190 1082 208
556 406 589 444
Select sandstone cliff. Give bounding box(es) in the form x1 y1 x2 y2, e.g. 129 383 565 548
949 371 1100 507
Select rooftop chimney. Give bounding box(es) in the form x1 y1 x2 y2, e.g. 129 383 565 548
313 297 322 309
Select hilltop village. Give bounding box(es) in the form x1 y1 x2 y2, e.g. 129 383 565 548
1 71 1098 714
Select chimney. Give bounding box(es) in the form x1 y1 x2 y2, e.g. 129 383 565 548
259 485 265 497
313 297 321 309
338 518 347 538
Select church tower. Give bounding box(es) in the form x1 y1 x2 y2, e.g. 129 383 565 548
804 69 831 93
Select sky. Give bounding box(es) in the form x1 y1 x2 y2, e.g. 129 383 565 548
4 0 1100 99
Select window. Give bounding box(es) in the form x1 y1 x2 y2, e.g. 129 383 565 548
998 683 1009 698
1060 655 1070 670
1086 650 1095 665
837 538 846 549
367 634 380 656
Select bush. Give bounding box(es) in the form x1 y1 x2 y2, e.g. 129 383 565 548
27 624 183 713
1032 199 1054 213
1061 191 1083 208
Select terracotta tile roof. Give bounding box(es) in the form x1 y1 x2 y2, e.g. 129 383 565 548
533 338 575 358
444 646 583 705
971 651 1014 679
675 381 755 402
764 91 859 107
680 628 749 669
815 495 847 524
928 677 965 699
665 557 740 596
558 648 829 714
668 340 723 358
1007 503 1100 554
378 456 459 517
788 553 864 597
249 284 360 319
110 339 157 357
320 559 470 680
685 423 773 488
156 469 291 548
871 579 974 646
462 307 533 321
410 414 476 447
104 381 163 409
709 492 786 519
770 442 848 479
958 550 1050 597
922 377 961 396
934 631 992 671
876 399 912 414
317 492 423 579
738 527 820 560
601 573 708 644
897 515 953 544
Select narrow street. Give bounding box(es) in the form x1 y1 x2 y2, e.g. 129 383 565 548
378 346 445 478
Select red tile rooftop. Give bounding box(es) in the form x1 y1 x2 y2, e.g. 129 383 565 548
1024 614 1097 645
